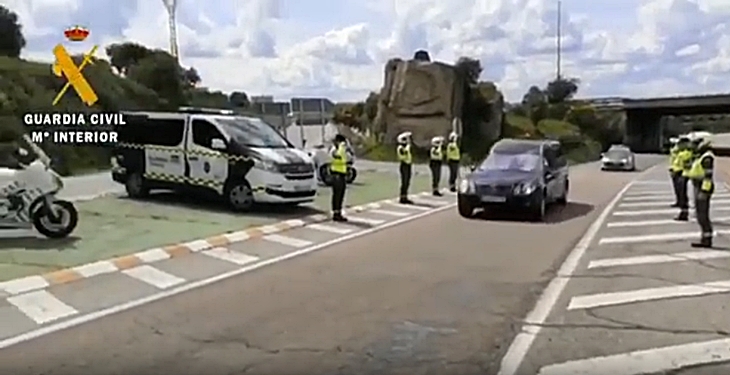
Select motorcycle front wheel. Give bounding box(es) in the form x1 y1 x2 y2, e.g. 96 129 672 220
32 200 79 239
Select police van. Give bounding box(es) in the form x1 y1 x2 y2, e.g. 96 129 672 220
110 108 318 212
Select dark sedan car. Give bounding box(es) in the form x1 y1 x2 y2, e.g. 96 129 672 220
457 139 569 221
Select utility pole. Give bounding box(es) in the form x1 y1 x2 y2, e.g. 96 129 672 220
556 0 562 80
161 0 179 61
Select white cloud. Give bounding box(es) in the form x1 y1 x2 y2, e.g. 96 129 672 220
4 0 730 102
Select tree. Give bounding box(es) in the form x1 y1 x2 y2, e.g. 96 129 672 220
455 57 483 85
182 67 201 87
545 77 580 103
521 86 546 108
127 53 184 108
229 91 249 108
105 42 151 75
0 5 25 58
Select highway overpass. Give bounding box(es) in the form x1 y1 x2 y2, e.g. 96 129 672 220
582 94 730 153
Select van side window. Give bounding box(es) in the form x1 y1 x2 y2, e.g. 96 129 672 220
192 119 224 149
554 145 568 167
125 118 184 146
543 147 557 169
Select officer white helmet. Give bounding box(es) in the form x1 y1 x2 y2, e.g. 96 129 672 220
431 136 444 146
397 132 412 144
448 132 458 142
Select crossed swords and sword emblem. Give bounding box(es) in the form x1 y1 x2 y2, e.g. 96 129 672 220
51 44 99 106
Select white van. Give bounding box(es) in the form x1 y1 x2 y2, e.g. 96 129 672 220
111 108 317 212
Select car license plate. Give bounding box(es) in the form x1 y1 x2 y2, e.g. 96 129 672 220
481 195 506 203
294 185 309 191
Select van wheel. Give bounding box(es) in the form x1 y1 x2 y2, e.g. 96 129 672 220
457 195 475 218
225 181 254 212
125 172 149 198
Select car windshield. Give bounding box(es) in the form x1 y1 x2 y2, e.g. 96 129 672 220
479 152 541 172
216 117 291 148
605 150 630 159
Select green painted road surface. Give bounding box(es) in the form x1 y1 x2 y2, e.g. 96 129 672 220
0 171 432 281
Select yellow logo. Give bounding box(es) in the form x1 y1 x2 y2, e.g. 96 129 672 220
51 43 99 106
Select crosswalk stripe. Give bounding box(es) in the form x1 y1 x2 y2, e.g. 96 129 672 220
345 216 385 225
368 209 410 217
587 250 730 269
201 247 260 265
306 223 354 234
606 216 730 228
537 338 730 375
389 202 431 211
625 189 728 197
623 193 730 201
122 265 186 289
599 230 730 245
613 206 730 216
262 234 313 247
7 290 78 324
619 199 730 208
414 198 450 206
567 280 730 310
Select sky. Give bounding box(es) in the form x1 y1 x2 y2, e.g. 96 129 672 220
3 0 730 103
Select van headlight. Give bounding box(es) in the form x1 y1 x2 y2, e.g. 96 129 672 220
459 178 474 193
254 159 278 172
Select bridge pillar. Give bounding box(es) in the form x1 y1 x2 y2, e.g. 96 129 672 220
625 109 662 152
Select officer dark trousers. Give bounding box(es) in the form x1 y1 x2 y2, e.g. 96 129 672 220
400 162 412 199
675 175 689 220
429 160 442 193
671 171 681 206
447 160 459 190
695 191 712 241
331 172 347 215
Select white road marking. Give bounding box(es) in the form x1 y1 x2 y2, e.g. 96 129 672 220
223 230 251 242
0 200 455 350
72 261 118 278
258 224 282 234
622 193 730 201
201 247 259 265
613 206 730 216
619 199 730 208
389 202 431 211
0 276 49 295
305 223 354 234
624 188 728 197
183 239 210 252
496 165 655 375
135 248 170 263
368 209 410 217
413 198 450 206
7 290 78 324
567 280 730 310
538 338 730 375
122 265 186 289
632 180 669 184
587 250 730 269
599 230 730 245
345 216 386 225
262 234 314 248
607 216 730 228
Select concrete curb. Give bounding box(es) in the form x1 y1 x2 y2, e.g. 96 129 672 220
0 191 447 296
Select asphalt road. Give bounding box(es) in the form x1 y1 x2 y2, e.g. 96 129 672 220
0 156 664 375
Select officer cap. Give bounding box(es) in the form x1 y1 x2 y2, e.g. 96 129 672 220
334 134 346 143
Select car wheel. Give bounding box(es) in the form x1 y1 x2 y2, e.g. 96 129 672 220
557 180 569 205
531 196 546 222
457 195 474 218
225 180 254 212
125 172 150 198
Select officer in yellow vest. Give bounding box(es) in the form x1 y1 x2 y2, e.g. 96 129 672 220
674 137 695 221
686 137 715 248
329 134 349 222
668 138 680 207
397 131 414 204
446 132 461 192
429 136 444 196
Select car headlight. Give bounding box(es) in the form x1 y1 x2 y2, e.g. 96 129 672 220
601 157 609 162
254 159 279 172
459 178 474 193
513 181 537 195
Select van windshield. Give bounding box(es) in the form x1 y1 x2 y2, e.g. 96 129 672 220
215 117 291 148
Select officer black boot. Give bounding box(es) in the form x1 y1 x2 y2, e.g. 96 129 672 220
691 236 712 248
400 196 414 204
670 202 679 208
433 190 442 197
674 211 689 221
332 212 348 222
449 186 456 193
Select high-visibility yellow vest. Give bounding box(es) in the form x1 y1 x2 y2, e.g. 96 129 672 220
686 151 714 192
430 146 442 161
678 150 694 177
446 142 460 161
330 143 347 173
397 144 412 164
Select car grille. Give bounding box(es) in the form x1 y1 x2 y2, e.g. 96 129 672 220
278 163 314 174
476 184 512 196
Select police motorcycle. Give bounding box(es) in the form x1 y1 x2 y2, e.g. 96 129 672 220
0 134 78 238
307 140 357 186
